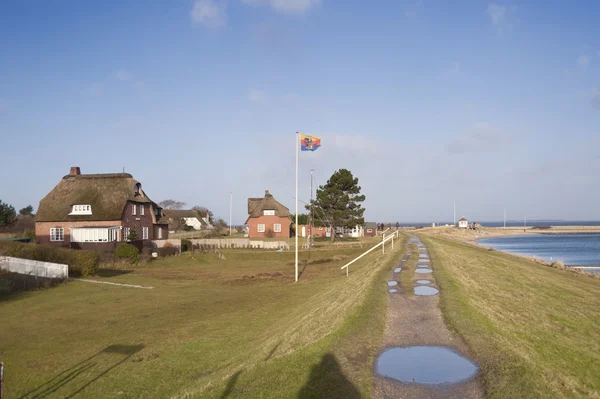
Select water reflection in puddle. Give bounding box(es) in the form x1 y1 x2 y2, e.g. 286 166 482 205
376 346 478 384
414 286 439 296
388 288 399 293
388 281 398 287
415 279 432 284
394 267 402 273
415 268 433 274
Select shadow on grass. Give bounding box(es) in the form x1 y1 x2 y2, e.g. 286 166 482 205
219 370 243 399
18 344 144 399
265 341 281 361
95 269 134 278
297 353 360 399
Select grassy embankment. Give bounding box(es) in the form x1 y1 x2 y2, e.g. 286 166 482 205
421 235 600 398
0 235 406 398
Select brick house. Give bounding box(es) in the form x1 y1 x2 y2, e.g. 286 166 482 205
35 167 169 250
246 190 291 239
364 222 377 237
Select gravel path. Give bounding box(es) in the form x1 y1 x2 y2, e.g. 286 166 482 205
372 236 485 399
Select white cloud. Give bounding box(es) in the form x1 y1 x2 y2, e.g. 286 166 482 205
487 3 513 36
241 0 321 15
115 70 134 81
191 0 227 28
249 89 266 103
577 55 589 69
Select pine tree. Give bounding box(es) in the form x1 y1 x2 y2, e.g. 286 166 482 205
308 169 366 243
0 200 17 227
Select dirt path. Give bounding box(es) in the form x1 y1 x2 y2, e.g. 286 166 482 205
372 236 485 399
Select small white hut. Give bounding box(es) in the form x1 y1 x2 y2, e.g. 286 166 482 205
458 217 468 229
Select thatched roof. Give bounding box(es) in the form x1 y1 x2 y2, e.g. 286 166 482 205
163 210 200 219
35 172 161 222
246 190 290 222
364 222 377 229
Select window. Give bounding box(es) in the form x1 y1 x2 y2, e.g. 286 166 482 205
69 205 92 215
158 227 163 239
71 227 118 242
263 210 275 216
140 205 145 216
132 204 136 216
367 229 373 233
124 227 129 241
142 227 149 240
274 224 282 233
50 228 64 241
257 224 266 233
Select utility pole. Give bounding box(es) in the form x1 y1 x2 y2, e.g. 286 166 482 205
309 169 314 248
524 215 527 228
504 208 507 229
229 192 232 236
453 202 456 226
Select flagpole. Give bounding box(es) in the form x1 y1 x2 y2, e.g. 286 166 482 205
295 132 299 282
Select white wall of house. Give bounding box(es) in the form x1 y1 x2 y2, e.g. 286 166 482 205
183 217 202 230
458 220 468 228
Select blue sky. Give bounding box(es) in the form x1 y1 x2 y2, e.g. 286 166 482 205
1 0 599 223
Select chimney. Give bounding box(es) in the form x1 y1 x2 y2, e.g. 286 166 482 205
69 166 81 176
265 189 271 197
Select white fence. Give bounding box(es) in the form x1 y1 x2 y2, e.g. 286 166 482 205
0 256 68 279
153 238 290 250
341 231 399 276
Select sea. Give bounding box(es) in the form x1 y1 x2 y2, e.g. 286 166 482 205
396 221 600 228
477 234 600 273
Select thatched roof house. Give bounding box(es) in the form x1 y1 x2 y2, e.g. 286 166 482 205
246 190 291 238
35 167 169 248
163 210 213 231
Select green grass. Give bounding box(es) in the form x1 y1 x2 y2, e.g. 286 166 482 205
0 237 406 398
421 235 600 398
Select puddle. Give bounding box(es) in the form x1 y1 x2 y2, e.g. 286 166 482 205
415 268 433 274
388 281 398 287
417 264 430 268
394 267 402 273
415 279 432 284
419 259 430 263
414 286 440 296
388 288 399 293
375 346 478 385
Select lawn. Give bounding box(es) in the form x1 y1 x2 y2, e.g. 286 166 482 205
421 235 600 398
0 237 406 398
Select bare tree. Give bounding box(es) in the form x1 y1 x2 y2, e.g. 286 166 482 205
159 199 186 210
192 205 214 223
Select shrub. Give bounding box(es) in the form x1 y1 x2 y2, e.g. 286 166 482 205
21 229 36 240
0 242 99 277
127 228 138 241
158 246 179 257
551 260 566 269
181 239 192 252
114 243 139 263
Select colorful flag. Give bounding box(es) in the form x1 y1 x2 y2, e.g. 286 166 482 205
299 134 321 151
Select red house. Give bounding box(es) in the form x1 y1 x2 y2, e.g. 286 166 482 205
35 167 169 250
246 190 291 239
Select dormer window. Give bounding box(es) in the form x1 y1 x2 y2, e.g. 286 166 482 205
69 204 92 215
134 183 141 197
263 210 275 216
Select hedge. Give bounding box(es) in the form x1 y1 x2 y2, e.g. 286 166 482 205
0 242 99 277
114 243 139 263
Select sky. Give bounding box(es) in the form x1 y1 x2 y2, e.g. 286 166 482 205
1 0 599 224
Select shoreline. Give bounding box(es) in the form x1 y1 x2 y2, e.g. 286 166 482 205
417 226 600 277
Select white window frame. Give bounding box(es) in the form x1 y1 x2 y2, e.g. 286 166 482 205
69 204 92 215
132 204 136 216
50 228 64 241
263 210 275 216
124 227 130 241
140 205 145 216
142 227 149 240
158 227 163 239
257 224 266 233
273 223 282 233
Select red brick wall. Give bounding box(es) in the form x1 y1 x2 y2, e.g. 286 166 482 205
35 220 122 245
247 215 291 238
364 228 377 237
122 202 156 240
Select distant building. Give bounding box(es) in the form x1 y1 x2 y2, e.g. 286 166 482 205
364 222 377 237
458 217 468 229
246 190 291 239
163 210 212 231
35 166 169 249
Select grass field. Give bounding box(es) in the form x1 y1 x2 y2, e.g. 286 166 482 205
0 237 405 398
422 235 600 398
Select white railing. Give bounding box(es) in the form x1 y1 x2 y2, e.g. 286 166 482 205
341 230 399 276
